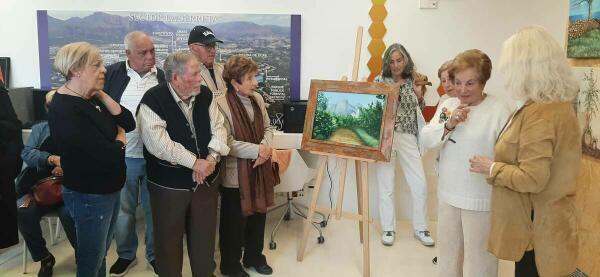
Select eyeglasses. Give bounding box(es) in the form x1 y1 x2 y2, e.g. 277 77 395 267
191 43 218 50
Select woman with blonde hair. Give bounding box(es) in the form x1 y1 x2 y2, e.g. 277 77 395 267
470 26 580 276
47 42 135 277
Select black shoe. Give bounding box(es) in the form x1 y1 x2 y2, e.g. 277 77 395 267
148 260 158 277
38 254 55 277
247 264 273 275
432 256 437 265
109 257 137 277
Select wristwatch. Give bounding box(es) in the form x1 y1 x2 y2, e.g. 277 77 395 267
208 152 220 163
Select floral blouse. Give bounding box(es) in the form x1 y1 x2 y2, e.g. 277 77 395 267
375 75 419 136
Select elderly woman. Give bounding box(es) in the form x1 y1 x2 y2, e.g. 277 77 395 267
470 26 581 277
374 43 433 246
47 42 135 277
216 55 276 277
438 60 456 104
16 91 77 277
421 49 512 276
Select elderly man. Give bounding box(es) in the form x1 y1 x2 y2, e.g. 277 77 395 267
104 31 165 277
137 50 229 277
188 25 227 97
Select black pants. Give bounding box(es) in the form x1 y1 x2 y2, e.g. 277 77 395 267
515 250 539 277
219 187 267 275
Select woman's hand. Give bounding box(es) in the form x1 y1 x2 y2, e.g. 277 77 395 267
258 144 272 160
116 126 126 145
469 155 494 175
446 104 471 129
51 166 63 176
253 156 268 168
47 155 61 167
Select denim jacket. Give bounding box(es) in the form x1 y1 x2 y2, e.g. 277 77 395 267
21 121 51 170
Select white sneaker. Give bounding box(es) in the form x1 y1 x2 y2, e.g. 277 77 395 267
381 231 395 246
414 230 435 246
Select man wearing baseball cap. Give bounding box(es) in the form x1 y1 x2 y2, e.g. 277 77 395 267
188 25 227 97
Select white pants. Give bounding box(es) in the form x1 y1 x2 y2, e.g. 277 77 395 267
375 132 428 232
437 201 498 277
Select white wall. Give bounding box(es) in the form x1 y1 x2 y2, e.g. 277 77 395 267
1 0 569 225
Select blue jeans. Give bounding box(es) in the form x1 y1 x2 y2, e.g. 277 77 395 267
63 187 120 277
16 195 77 261
114 158 154 262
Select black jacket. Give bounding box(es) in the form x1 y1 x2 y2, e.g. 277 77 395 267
103 61 166 103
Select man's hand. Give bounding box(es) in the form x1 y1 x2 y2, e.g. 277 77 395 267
192 159 215 184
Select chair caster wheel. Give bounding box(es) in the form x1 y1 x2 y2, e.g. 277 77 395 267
269 241 277 250
317 236 325 244
320 221 327 228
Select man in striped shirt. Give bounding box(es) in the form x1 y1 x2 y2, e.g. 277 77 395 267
104 31 165 277
137 50 229 277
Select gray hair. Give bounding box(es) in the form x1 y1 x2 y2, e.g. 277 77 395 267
124 31 149 50
381 43 415 79
163 50 196 81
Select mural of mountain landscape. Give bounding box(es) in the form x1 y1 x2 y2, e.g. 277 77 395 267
568 0 600 58
37 10 300 129
311 91 385 148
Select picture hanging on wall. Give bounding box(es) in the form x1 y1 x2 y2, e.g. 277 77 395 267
567 0 600 58
301 80 399 162
0 57 10 88
574 67 600 159
36 10 301 130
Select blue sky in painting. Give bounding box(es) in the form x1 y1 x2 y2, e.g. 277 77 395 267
319 91 384 108
570 0 600 20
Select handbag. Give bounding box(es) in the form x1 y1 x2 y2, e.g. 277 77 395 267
32 176 63 206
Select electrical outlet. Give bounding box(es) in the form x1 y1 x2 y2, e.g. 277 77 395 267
419 0 439 9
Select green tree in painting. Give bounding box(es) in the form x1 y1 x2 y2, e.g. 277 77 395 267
581 68 600 145
573 0 595 20
312 92 336 140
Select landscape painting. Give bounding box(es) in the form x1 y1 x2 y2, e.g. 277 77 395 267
568 0 600 58
574 67 600 159
312 91 384 148
302 80 399 162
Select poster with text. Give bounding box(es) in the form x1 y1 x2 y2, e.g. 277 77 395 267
37 10 301 130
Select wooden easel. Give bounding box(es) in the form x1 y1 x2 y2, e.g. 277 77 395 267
296 26 375 277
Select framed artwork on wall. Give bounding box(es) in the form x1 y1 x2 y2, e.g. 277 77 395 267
574 67 600 159
0 57 10 88
301 80 399 162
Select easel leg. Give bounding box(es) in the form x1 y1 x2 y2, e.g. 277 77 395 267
335 158 348 219
297 155 327 261
356 160 364 243
360 161 370 277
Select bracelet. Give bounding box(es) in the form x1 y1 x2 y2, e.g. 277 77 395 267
444 122 455 132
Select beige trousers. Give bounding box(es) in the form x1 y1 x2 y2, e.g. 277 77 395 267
437 201 498 277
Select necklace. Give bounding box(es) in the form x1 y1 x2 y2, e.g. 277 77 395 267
63 84 102 112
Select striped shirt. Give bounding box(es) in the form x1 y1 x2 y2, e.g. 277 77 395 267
137 82 230 170
122 61 159 158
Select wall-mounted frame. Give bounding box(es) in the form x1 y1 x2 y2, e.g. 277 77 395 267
0 57 10 88
567 0 600 66
301 80 399 162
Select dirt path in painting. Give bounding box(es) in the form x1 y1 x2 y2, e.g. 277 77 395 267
329 128 364 146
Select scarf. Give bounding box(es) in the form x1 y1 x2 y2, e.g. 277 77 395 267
226 91 276 215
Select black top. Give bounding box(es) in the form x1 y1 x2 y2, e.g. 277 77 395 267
0 87 23 179
140 83 215 190
48 93 135 194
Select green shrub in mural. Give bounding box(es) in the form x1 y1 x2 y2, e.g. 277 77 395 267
311 90 385 148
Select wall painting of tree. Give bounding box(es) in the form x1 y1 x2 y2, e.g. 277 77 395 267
575 67 600 159
568 0 600 58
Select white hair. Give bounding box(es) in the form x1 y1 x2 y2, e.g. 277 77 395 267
124 31 150 50
163 51 195 81
499 25 578 103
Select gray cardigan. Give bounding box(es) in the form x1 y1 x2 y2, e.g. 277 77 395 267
215 92 274 188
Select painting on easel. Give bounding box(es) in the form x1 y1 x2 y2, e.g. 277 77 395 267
574 67 600 159
568 0 600 58
302 80 398 162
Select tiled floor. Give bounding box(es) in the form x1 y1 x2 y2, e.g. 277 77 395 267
0 211 515 277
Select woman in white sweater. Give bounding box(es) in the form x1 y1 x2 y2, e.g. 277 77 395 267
420 49 512 277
